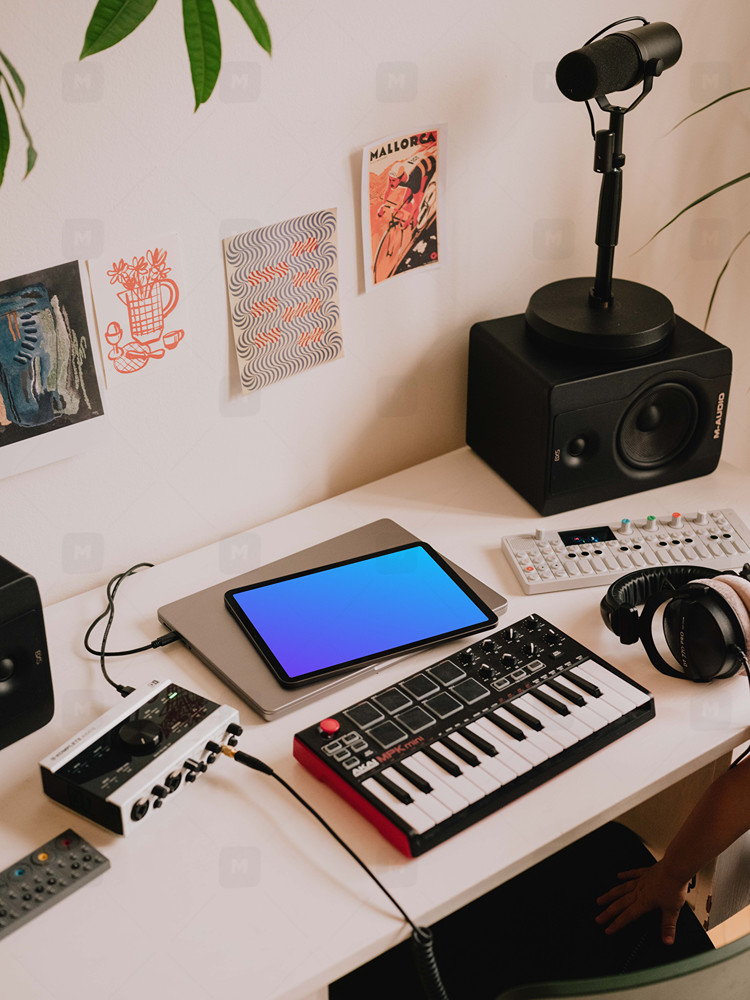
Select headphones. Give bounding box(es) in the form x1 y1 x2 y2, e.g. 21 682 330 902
601 563 750 682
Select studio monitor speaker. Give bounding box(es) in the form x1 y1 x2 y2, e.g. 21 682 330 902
0 556 54 751
466 313 731 516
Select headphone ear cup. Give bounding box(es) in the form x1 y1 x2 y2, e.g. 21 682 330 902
662 579 749 681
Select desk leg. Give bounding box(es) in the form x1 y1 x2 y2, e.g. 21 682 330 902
615 754 732 930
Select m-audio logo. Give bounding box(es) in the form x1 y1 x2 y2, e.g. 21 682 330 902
714 392 726 440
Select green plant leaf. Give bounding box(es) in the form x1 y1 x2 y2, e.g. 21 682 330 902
642 171 750 248
182 0 222 109
670 87 750 132
0 49 25 101
81 0 159 59
1 75 37 176
228 0 271 55
705 229 750 326
0 94 9 188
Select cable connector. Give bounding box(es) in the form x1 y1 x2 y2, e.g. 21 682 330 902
116 684 135 698
151 631 179 648
221 745 274 775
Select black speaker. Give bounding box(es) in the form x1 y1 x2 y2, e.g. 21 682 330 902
0 557 54 750
466 313 731 515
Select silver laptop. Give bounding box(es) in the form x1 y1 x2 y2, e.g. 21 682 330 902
157 519 507 721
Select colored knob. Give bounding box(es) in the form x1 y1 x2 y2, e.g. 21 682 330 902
620 518 633 535
671 512 683 528
644 515 659 532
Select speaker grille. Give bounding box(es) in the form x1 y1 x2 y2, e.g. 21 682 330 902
618 383 699 469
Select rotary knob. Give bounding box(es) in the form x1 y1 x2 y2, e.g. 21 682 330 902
118 718 163 755
644 515 659 532
620 518 633 535
670 512 683 528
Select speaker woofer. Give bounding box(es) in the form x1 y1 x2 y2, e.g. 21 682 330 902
617 382 698 469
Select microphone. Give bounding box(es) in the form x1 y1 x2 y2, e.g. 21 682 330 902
556 21 682 102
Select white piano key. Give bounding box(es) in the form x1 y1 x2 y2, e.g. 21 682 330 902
560 677 623 724
412 750 484 805
514 695 581 747
571 664 637 714
492 706 565 757
467 719 534 776
437 741 501 794
362 776 434 834
450 730 519 784
577 660 651 708
477 714 549 767
381 766 452 824
536 682 609 733
406 753 469 814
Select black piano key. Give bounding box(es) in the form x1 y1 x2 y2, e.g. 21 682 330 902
441 736 480 767
565 668 602 698
424 746 462 777
531 689 570 716
505 702 544 731
547 678 587 707
460 727 498 757
394 760 432 794
486 711 526 741
374 772 414 805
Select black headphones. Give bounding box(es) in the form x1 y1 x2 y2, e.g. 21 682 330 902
601 563 750 682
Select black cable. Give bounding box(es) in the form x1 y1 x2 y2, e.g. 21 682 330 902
84 562 179 697
222 746 451 1000
729 646 750 770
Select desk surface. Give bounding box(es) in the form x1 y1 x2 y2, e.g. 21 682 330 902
4 448 750 1000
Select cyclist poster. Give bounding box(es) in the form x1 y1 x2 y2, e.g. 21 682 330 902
363 126 442 289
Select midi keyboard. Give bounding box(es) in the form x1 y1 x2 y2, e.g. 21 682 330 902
293 615 654 857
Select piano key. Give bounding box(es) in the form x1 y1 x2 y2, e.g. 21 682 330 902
559 672 623 724
490 706 563 759
546 677 586 707
413 750 484 805
513 695 581 747
476 715 548 767
374 772 414 804
504 702 544 731
362 776 434 834
393 760 432 794
441 735 480 767
520 691 595 740
436 741 502 794
566 664 633 714
531 687 571 715
466 720 534 776
576 661 650 708
563 668 602 698
450 730 519 784
424 745 461 776
459 726 499 758
406 753 471 813
381 766 452 824
485 710 526 741
535 683 610 733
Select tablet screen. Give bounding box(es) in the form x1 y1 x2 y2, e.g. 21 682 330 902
224 542 497 687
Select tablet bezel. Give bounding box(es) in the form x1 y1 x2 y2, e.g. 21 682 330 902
223 541 498 688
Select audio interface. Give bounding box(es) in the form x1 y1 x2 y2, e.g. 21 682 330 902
40 680 242 834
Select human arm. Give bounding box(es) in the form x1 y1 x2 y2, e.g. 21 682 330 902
596 753 750 944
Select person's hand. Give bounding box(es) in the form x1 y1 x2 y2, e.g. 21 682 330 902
595 861 690 945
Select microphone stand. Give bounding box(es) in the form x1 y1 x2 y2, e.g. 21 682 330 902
525 79 675 359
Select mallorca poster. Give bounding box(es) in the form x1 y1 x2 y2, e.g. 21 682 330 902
363 126 443 290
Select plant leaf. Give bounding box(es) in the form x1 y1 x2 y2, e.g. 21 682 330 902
641 171 750 249
0 94 9 188
1 75 37 176
0 50 25 101
227 0 271 55
182 0 222 110
670 87 750 132
705 229 750 326
81 0 159 59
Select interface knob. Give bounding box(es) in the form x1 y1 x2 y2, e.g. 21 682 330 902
118 719 163 755
670 512 683 528
620 518 633 535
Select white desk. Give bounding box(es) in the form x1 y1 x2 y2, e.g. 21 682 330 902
3 448 750 1000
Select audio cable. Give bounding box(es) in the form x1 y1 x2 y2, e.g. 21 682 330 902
83 562 179 697
220 743 452 1000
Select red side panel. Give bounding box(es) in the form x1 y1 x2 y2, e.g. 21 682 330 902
293 737 414 858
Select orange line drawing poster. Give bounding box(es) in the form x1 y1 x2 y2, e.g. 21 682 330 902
88 235 189 379
363 127 443 290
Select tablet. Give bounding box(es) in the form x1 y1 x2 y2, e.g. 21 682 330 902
224 542 498 687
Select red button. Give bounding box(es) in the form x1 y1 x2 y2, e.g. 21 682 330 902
319 718 340 735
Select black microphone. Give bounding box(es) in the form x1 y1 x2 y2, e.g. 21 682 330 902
556 21 682 102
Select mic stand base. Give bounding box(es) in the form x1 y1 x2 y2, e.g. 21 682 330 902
526 277 674 358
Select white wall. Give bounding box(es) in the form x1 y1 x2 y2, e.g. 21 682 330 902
1 0 749 606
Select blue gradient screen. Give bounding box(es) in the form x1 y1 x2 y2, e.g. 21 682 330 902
228 545 494 679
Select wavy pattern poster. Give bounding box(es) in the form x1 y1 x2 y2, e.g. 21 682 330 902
223 209 343 393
